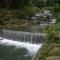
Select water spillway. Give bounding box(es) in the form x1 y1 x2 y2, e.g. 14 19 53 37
0 30 45 44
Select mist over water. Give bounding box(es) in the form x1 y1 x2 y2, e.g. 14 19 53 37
0 38 42 60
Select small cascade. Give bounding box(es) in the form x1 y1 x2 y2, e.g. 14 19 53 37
0 30 45 44
0 38 42 55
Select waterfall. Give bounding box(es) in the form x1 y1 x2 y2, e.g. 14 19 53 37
0 39 42 55
0 30 45 44
0 30 45 60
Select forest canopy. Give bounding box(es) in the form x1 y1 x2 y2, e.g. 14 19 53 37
0 0 60 9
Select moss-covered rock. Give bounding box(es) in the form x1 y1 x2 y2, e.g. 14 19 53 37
46 56 60 60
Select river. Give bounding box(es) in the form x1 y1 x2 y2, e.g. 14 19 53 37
0 38 42 60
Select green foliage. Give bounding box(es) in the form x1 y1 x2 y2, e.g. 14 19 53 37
49 48 60 56
0 0 30 9
54 13 60 22
33 23 60 60
33 41 60 60
47 0 55 6
25 6 40 17
32 0 47 8
43 23 60 43
46 23 60 32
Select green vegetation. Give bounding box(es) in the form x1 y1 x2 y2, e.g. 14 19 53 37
33 23 60 60
0 0 40 30
0 0 60 31
0 0 60 30
32 0 60 60
0 0 60 60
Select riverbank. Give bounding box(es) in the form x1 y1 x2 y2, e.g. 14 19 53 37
0 10 31 31
32 23 60 60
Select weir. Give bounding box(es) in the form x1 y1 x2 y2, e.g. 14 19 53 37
0 30 45 44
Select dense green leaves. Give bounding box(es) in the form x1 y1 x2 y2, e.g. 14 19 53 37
33 23 60 60
0 0 60 9
46 23 60 32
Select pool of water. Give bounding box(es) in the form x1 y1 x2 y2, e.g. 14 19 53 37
0 38 42 60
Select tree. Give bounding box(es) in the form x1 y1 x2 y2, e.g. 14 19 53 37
4 0 12 9
32 0 47 8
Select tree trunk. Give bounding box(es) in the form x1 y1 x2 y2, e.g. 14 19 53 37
4 0 12 9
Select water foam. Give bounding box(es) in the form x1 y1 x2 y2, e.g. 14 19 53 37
0 38 42 55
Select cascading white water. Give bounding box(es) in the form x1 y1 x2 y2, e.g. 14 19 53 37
0 30 44 60
0 38 42 55
0 30 45 44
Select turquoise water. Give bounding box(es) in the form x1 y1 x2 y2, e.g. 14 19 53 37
0 44 32 60
0 39 42 60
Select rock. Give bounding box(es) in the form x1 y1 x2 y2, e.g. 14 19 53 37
46 56 60 60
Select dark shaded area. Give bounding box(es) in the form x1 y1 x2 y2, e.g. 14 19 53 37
0 44 32 60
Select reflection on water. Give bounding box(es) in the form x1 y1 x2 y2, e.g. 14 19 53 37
0 38 42 60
